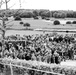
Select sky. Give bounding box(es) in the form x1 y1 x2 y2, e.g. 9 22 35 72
1 0 76 11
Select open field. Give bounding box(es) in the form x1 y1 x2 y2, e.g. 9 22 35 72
6 18 76 29
0 18 76 36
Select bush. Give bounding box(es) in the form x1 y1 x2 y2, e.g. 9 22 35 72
66 21 72 24
24 23 30 27
14 16 21 21
41 16 45 19
33 16 39 19
20 12 33 18
45 18 50 20
53 20 60 25
72 21 76 24
66 30 69 33
20 22 24 24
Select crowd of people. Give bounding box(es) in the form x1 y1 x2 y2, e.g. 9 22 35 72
0 33 76 64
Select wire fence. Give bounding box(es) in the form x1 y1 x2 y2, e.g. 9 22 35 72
0 58 64 75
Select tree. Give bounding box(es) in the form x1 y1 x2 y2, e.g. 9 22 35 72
73 12 76 18
0 0 21 39
33 16 39 19
66 12 73 18
19 12 33 18
0 0 11 39
20 21 24 25
40 11 51 18
53 20 60 25
66 21 72 24
20 21 24 26
5 0 10 9
53 12 66 18
14 16 21 21
23 23 30 29
72 21 76 24
33 10 39 16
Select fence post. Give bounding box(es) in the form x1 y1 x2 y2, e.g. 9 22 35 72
4 64 6 75
10 63 13 75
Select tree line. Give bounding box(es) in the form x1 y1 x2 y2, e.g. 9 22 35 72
0 9 76 19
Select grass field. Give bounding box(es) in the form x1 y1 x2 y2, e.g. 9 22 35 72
0 18 76 36
6 18 76 29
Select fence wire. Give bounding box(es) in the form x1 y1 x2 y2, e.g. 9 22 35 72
0 58 65 75
0 62 64 75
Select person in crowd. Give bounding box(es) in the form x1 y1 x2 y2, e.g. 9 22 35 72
0 33 76 64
